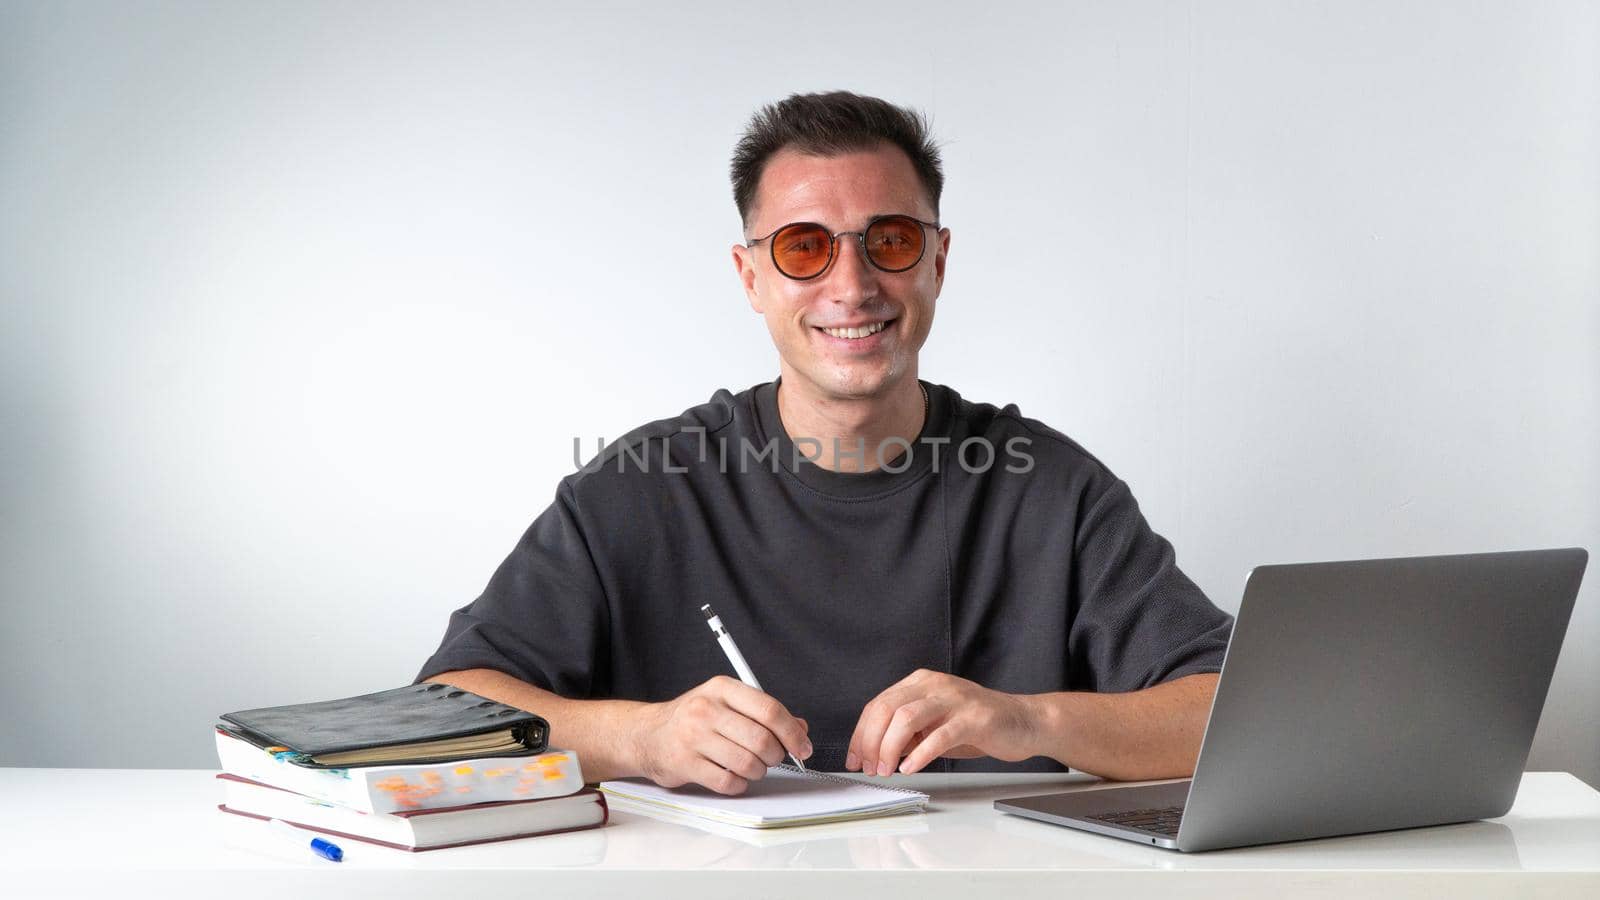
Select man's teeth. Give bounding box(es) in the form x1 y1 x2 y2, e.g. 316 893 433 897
821 321 888 340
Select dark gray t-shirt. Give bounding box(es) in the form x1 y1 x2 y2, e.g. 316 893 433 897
416 379 1233 772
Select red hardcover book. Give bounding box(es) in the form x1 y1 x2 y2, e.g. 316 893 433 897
217 773 608 852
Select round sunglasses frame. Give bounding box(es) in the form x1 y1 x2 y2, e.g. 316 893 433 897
746 214 942 281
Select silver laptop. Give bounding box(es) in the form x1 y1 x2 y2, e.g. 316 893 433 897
996 548 1588 852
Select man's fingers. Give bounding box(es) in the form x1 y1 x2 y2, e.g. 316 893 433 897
700 733 769 782
876 700 943 773
714 713 786 767
717 679 812 761
685 756 751 796
848 688 910 775
898 721 965 775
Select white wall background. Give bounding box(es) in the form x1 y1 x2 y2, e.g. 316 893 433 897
2 1 1596 786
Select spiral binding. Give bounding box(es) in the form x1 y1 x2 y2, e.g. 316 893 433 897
772 763 928 798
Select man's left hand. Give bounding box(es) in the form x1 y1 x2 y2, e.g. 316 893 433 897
845 669 1041 776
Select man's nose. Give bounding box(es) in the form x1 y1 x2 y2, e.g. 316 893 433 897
825 234 879 305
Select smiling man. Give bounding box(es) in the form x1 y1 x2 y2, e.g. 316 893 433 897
417 91 1233 793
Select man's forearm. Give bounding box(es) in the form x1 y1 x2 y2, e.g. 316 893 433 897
1020 673 1219 781
424 668 648 783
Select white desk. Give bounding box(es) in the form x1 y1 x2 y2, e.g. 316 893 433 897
3 769 1597 899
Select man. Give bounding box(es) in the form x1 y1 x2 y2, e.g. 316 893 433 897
417 91 1232 795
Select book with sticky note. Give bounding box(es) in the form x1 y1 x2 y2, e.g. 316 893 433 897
600 765 929 829
218 683 548 769
214 726 585 815
217 773 608 851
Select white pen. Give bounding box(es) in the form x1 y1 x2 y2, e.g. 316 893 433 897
266 818 344 862
700 603 807 771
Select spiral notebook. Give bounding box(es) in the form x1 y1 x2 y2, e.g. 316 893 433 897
598 765 929 829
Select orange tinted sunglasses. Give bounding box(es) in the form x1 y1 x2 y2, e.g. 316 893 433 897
746 214 940 280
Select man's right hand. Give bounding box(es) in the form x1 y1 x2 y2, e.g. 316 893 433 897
626 675 812 795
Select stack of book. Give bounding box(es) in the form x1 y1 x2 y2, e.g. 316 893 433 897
214 684 607 852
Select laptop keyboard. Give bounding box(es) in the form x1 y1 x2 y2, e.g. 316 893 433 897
1087 805 1186 836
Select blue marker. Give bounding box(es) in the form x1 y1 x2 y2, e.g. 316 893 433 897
267 818 344 862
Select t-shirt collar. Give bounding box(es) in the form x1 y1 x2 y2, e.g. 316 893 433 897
751 376 950 499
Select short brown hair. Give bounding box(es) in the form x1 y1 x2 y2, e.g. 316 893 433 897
730 90 944 231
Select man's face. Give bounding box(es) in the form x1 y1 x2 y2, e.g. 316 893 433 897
732 144 949 403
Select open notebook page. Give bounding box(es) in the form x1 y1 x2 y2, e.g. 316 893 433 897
599 765 929 828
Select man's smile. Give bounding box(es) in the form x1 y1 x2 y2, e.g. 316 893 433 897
813 317 896 345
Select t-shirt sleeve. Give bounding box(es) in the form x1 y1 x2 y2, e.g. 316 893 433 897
413 479 609 697
1067 476 1233 692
